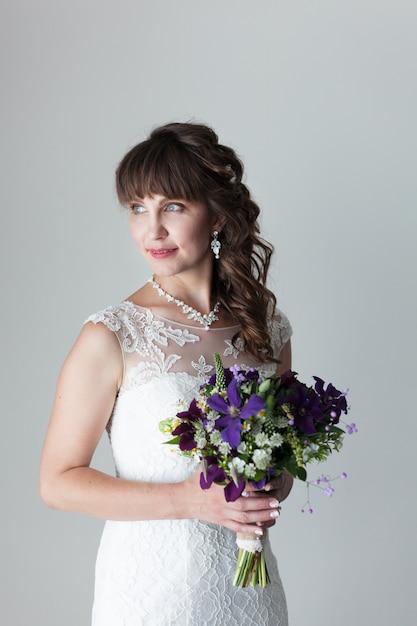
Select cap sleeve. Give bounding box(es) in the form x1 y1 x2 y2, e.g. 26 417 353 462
270 308 292 358
85 302 147 353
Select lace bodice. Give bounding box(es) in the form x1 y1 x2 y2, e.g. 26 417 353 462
88 301 291 386
86 303 292 625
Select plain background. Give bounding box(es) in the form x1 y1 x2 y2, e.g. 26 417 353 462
1 1 416 624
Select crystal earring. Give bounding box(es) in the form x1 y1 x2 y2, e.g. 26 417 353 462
211 231 221 259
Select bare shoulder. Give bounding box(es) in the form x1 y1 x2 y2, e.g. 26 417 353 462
78 317 121 355
64 320 123 391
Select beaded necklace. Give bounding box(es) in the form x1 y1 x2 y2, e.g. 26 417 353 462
148 277 220 330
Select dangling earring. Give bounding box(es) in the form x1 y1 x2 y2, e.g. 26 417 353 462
211 231 221 259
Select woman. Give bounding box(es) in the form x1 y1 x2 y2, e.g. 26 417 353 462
39 122 293 625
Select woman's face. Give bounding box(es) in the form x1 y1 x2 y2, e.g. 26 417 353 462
128 194 219 279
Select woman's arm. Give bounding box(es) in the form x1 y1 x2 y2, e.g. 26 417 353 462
39 323 282 535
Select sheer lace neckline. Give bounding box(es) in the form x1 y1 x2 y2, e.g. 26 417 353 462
124 300 241 332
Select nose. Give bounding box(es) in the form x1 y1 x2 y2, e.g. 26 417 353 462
147 214 168 240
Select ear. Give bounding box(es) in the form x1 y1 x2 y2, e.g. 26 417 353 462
212 215 226 233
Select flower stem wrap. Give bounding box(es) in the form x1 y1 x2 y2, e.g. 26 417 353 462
233 533 269 588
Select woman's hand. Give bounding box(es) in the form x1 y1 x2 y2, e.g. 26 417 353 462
182 471 283 535
243 471 294 504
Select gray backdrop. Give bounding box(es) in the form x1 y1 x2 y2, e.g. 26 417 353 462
1 1 416 625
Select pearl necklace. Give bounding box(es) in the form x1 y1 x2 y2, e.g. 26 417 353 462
148 277 220 330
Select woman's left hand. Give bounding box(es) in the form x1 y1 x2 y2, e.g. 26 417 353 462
242 471 294 506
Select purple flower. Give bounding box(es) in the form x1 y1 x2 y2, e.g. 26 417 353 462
224 476 246 502
346 423 358 434
207 378 266 449
173 399 203 451
285 386 323 435
278 370 299 389
251 469 276 491
229 364 247 383
200 458 227 490
313 377 348 423
200 457 245 502
171 423 197 451
206 368 234 387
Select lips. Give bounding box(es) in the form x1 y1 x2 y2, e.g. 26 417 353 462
148 248 177 259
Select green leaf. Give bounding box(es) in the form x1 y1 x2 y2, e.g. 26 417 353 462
296 466 307 481
259 379 272 394
163 436 180 446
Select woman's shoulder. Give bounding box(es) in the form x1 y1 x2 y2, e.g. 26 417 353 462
85 301 140 330
270 306 293 348
84 301 157 354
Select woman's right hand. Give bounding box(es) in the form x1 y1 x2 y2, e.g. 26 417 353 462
180 470 281 535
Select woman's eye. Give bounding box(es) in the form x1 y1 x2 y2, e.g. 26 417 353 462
131 205 145 214
166 202 183 212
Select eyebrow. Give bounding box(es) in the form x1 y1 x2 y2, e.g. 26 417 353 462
131 195 184 206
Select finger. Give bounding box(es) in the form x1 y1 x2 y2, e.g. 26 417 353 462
238 494 281 511
264 475 286 491
241 488 281 505
256 520 276 530
234 499 281 520
234 505 281 528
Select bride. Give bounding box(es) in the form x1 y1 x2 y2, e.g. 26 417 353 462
39 121 293 625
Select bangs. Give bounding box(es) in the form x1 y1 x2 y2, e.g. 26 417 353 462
116 138 206 205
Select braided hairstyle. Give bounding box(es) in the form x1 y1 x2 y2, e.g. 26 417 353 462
116 122 278 363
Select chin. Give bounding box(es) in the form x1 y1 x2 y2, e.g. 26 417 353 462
147 263 180 278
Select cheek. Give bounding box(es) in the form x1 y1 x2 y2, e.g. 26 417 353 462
188 221 212 247
128 219 144 248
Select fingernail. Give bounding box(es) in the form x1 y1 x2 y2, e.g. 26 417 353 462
270 509 280 518
255 528 263 535
241 491 249 498
264 484 271 491
270 499 280 508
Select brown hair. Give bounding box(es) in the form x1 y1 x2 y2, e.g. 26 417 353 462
116 122 278 363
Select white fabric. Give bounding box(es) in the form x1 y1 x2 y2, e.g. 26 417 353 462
236 535 264 553
86 302 292 626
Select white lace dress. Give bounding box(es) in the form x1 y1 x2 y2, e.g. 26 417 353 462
86 302 292 626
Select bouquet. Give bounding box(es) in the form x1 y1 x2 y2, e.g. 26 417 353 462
160 353 356 588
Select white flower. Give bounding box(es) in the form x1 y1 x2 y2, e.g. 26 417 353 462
276 416 289 428
269 433 284 448
219 441 232 455
229 457 246 474
253 449 272 470
250 421 262 436
209 431 222 446
302 443 319 463
237 441 247 453
205 413 217 433
244 463 257 479
255 432 270 447
195 432 207 448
